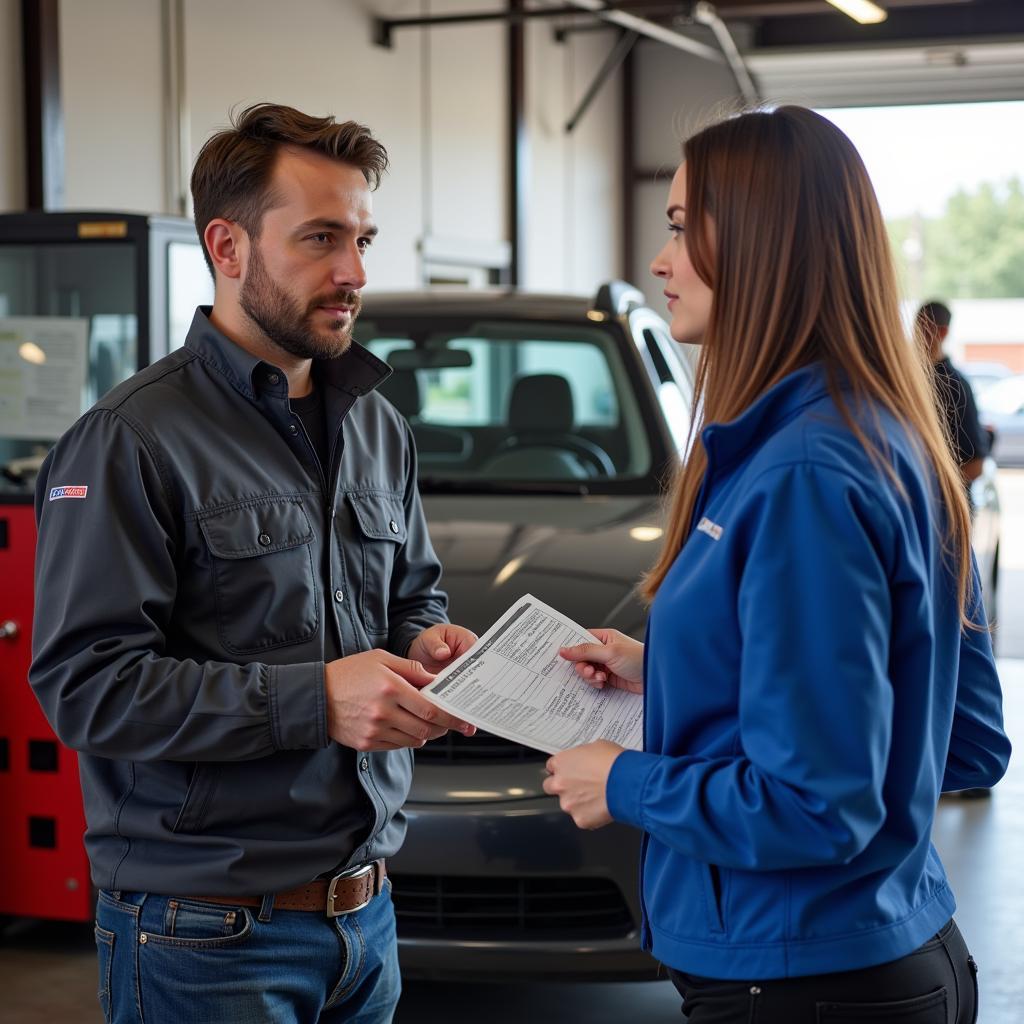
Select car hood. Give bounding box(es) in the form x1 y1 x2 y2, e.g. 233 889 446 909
423 493 662 640
413 493 661 802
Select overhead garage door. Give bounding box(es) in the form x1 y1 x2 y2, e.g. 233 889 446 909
746 41 1024 108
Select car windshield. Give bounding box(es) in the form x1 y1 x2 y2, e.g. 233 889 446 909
980 375 1024 415
357 318 658 494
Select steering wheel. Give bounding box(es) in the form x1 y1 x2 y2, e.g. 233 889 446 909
488 432 615 477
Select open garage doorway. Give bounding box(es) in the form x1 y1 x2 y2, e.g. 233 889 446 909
818 99 1024 660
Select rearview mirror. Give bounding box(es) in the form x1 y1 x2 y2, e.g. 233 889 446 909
388 348 473 370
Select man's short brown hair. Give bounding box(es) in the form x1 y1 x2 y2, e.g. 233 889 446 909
190 102 389 275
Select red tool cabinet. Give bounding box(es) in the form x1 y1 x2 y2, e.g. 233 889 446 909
0 212 209 920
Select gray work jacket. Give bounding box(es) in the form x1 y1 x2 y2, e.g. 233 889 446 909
29 308 447 896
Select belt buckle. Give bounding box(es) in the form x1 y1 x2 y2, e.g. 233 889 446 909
326 862 377 919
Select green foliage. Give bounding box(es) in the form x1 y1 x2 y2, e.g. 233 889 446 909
887 178 1024 300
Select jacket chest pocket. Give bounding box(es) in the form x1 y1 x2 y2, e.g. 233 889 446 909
198 497 319 654
347 492 407 635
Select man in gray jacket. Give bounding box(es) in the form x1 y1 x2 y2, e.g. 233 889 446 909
30 103 476 1023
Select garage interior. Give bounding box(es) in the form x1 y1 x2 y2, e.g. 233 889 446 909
1 0 1023 1021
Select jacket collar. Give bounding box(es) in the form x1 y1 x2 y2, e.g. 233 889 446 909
701 362 838 470
183 307 392 402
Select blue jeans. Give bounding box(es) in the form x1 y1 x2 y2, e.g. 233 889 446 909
94 884 401 1023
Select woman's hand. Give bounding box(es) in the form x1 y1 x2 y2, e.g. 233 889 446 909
543 740 624 829
559 629 644 693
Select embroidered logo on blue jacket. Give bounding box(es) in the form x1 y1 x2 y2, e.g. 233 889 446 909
696 517 722 540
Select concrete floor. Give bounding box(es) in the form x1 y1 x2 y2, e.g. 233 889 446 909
4 471 1024 1024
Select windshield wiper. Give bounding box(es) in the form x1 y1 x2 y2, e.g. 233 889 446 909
418 477 590 496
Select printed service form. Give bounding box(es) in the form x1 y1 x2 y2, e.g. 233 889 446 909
420 594 643 754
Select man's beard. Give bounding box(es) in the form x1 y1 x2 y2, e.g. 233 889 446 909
240 244 361 361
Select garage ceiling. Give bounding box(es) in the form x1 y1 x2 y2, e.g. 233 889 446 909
615 0 1024 50
612 0 1024 105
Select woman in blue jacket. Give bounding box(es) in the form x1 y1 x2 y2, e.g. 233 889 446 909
544 106 1011 1023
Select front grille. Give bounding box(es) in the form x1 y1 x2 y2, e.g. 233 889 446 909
414 729 547 764
390 874 634 939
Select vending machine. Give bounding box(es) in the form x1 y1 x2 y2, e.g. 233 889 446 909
0 212 211 921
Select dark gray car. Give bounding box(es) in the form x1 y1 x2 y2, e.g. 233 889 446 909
356 282 692 980
355 281 1001 980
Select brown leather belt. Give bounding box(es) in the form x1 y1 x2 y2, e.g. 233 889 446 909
189 860 387 918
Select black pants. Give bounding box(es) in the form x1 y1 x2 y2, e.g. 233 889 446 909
668 919 978 1024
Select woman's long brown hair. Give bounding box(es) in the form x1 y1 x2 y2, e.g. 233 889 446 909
640 106 975 625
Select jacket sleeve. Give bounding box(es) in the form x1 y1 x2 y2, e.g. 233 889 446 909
607 464 898 871
942 563 1011 791
387 418 448 658
30 409 327 763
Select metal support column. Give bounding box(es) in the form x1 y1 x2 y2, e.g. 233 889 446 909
621 42 635 282
161 0 190 217
507 0 527 286
21 0 63 210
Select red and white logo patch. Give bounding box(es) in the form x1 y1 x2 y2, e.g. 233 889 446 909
49 485 88 501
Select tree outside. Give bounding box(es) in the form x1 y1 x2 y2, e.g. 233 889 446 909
888 177 1024 301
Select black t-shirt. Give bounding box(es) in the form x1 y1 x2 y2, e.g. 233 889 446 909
290 387 330 478
289 385 343 665
933 357 987 466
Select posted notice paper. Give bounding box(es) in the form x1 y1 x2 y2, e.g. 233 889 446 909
420 594 643 754
0 317 89 440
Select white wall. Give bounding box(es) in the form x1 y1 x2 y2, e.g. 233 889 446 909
421 4 507 254
10 0 619 294
0 0 25 212
59 0 165 214
525 21 622 295
629 38 741 288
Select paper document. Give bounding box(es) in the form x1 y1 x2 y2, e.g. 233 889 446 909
421 594 643 754
0 317 89 440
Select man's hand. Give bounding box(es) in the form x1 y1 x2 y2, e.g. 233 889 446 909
407 622 478 673
559 629 644 693
542 740 624 830
325 649 476 751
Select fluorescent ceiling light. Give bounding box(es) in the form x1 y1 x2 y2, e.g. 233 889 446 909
825 0 888 25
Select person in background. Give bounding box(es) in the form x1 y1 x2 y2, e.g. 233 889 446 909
917 299 996 801
916 299 989 490
544 106 1010 1023
30 103 476 1023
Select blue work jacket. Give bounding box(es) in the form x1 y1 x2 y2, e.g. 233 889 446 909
606 363 1011 979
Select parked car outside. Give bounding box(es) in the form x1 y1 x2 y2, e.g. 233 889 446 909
354 281 1000 980
970 453 1002 628
980 374 1024 468
957 359 1013 400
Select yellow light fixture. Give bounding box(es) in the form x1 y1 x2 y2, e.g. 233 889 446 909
19 341 47 365
825 0 887 24
630 526 663 542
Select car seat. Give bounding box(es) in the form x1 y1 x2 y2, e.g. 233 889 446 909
480 373 615 479
378 368 472 462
